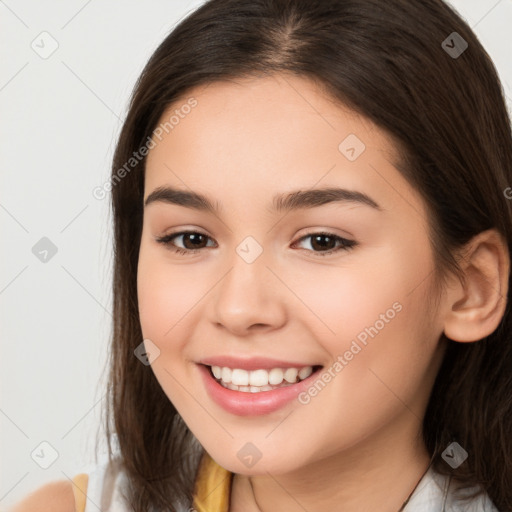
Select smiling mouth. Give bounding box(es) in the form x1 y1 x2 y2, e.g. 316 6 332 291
205 364 323 393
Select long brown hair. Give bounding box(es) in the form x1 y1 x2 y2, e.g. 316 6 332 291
100 0 512 510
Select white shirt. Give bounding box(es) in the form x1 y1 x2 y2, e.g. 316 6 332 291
82 458 500 511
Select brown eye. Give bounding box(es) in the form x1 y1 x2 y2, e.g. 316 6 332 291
310 234 337 251
293 232 357 256
179 232 209 249
155 231 216 254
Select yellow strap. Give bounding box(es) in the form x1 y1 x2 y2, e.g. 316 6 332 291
71 473 89 512
192 452 233 512
71 457 231 512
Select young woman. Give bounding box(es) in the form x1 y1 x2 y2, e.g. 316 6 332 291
12 0 512 511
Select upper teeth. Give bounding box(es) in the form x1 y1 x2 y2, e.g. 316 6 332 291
211 365 314 387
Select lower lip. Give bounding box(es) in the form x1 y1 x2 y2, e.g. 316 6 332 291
197 364 321 416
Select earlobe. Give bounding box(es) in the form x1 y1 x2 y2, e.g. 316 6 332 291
442 229 510 343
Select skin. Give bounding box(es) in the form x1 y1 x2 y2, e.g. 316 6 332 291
137 73 509 512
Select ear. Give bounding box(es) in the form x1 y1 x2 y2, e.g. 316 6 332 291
442 229 510 343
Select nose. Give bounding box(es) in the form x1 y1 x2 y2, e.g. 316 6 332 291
210 244 288 336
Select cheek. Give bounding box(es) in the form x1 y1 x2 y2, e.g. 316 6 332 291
137 256 174 340
295 241 436 380
136 250 198 405
322 244 437 407
137 247 205 342
288 247 415 345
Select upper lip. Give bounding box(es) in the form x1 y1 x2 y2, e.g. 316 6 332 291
198 356 321 371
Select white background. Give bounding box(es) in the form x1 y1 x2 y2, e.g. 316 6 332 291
1 0 511 508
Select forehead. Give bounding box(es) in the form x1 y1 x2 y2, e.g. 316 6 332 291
147 73 399 163
143 73 427 221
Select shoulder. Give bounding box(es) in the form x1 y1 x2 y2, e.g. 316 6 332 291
445 476 500 512
403 466 500 512
9 479 75 512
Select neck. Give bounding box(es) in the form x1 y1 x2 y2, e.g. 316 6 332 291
230 417 432 512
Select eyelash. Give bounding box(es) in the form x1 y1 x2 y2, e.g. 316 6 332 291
155 230 357 257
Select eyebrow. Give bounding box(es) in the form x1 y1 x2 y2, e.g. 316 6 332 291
144 185 382 213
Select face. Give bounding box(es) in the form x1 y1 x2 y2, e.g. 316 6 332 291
137 73 447 476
